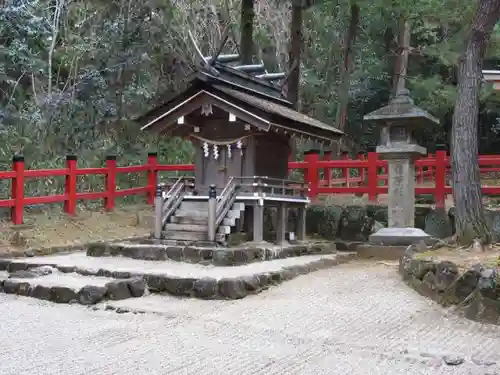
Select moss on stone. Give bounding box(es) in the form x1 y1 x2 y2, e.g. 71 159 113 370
413 250 436 260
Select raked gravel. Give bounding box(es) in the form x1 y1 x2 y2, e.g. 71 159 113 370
1 261 500 375
7 252 342 279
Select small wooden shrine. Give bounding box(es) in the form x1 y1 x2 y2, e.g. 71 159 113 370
136 52 344 244
138 55 343 195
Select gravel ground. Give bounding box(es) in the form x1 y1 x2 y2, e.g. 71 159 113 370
1 261 499 375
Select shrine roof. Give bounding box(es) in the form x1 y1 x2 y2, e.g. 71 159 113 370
212 85 343 136
136 61 343 141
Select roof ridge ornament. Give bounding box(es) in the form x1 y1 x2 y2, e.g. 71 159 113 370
391 87 414 105
190 26 286 85
188 30 220 77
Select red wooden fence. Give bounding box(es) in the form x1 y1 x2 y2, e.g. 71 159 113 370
2 150 500 225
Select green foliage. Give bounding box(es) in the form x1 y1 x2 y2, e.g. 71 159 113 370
1 0 500 207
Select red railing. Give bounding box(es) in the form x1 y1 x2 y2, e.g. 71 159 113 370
1 149 500 225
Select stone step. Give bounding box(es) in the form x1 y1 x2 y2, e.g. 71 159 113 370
164 223 208 232
227 209 242 219
173 209 241 222
179 201 209 211
1 251 355 301
169 216 208 225
222 217 238 226
178 201 244 212
161 230 208 241
87 240 338 265
232 202 245 211
0 267 147 305
174 210 209 218
218 225 231 234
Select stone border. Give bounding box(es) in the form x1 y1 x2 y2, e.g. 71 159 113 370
399 249 500 324
86 241 337 266
0 253 356 300
0 270 147 306
0 235 150 259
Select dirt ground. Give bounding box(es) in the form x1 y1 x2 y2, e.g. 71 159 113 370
415 244 500 270
0 205 153 256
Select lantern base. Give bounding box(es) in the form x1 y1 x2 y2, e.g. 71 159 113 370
369 227 431 246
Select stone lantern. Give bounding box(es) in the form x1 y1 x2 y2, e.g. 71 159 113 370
363 88 439 246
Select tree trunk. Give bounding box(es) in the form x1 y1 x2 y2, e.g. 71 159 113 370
392 17 409 97
451 0 500 246
335 3 359 134
332 3 359 158
287 4 303 109
240 0 254 64
287 4 303 158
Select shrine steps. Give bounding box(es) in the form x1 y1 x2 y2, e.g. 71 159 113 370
161 200 245 242
169 216 209 225
164 223 208 232
161 230 210 241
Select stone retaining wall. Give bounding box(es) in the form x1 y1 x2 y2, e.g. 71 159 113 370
305 204 500 243
305 204 455 242
399 250 500 324
87 241 337 265
0 253 356 301
0 235 150 259
0 267 147 305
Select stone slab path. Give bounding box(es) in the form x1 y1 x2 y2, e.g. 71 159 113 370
0 269 111 290
5 252 342 279
1 261 500 375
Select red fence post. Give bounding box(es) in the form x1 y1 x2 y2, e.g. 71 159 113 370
64 155 77 216
367 149 378 202
323 151 332 187
147 152 158 205
104 155 117 211
11 155 25 224
304 150 319 201
417 156 424 185
434 146 447 208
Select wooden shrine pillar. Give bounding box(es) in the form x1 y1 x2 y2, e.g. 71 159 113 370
276 203 288 245
253 201 264 242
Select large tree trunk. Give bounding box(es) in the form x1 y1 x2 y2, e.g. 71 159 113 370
451 0 500 246
286 4 303 158
287 3 303 108
335 3 359 134
240 0 254 64
332 3 359 157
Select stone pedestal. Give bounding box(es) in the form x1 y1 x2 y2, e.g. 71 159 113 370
369 146 431 246
369 227 431 246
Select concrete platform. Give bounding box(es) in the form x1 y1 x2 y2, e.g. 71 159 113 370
0 251 356 300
